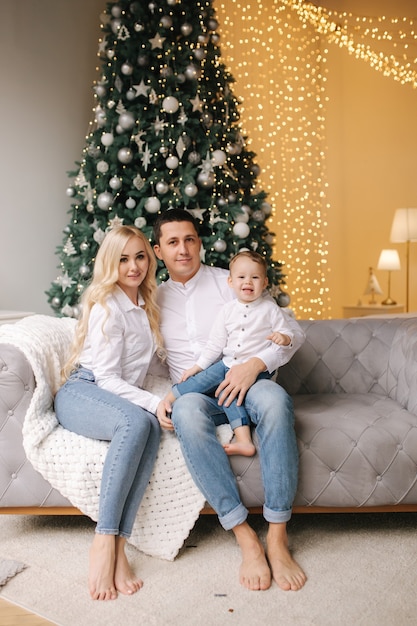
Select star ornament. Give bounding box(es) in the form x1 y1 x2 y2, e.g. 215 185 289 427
149 32 166 49
56 272 76 293
133 80 150 97
190 94 204 112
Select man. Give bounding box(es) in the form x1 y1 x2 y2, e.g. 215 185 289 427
153 208 306 592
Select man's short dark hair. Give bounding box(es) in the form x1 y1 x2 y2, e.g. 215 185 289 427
153 209 199 245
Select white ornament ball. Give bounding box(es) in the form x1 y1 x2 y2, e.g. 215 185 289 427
66 187 75 197
109 176 122 190
184 183 198 197
167 0 177 5
135 216 147 229
51 296 61 308
79 264 90 277
166 155 179 169
181 23 193 36
97 191 113 210
233 222 250 239
252 210 264 222
125 197 136 209
261 201 272 216
185 64 199 80
162 96 179 114
197 170 215 188
160 15 172 28
80 241 89 251
117 147 133 164
193 48 206 61
95 109 107 126
101 132 114 147
126 88 136 101
111 5 122 17
94 84 106 98
235 208 249 223
156 180 169 194
118 111 136 130
212 149 227 166
145 197 161 213
121 62 133 76
214 239 227 253
111 18 122 34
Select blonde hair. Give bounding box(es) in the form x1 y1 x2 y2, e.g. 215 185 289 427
229 250 268 277
62 225 164 380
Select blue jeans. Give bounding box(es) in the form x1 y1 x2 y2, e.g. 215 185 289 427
54 367 160 537
171 378 298 530
173 361 272 430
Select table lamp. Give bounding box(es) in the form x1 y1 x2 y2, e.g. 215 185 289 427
377 249 401 305
390 208 417 312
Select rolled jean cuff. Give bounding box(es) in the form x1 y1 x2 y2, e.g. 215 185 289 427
218 502 248 531
263 505 292 524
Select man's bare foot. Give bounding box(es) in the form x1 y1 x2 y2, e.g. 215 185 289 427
233 522 271 590
223 441 256 457
89 534 118 601
266 523 306 591
114 537 143 595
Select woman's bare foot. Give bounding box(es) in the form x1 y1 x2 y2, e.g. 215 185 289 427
89 534 118 601
266 523 306 591
223 441 256 457
233 522 271 590
114 537 143 595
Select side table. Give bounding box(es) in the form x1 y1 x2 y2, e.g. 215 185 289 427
342 304 405 318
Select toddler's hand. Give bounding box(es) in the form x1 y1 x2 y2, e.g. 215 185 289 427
267 331 291 346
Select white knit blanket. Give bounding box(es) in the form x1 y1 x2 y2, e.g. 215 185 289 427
0 315 232 561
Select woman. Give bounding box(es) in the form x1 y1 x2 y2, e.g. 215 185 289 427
55 225 165 601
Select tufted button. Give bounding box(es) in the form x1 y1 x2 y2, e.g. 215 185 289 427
1 364 7 371
11 473 17 479
7 410 13 417
24 385 30 391
304 443 310 450
397 444 403 450
376 476 382 481
236 475 242 482
352 441 357 447
330 471 336 477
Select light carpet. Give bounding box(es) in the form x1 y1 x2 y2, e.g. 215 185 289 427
1 512 417 625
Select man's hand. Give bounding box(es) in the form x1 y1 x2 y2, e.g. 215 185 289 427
215 357 266 407
156 397 175 431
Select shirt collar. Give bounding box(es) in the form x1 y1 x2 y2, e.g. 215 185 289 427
114 285 144 311
168 264 204 291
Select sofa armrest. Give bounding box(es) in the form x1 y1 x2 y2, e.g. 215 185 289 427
0 342 71 508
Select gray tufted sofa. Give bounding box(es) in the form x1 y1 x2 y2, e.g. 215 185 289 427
1 315 417 515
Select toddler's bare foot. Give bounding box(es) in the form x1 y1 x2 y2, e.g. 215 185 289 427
266 524 306 591
223 441 256 457
114 537 143 596
233 522 271 591
89 534 117 601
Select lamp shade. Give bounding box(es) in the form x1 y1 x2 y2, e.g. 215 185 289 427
377 249 401 271
390 208 417 242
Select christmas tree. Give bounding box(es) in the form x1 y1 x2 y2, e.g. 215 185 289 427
46 0 286 317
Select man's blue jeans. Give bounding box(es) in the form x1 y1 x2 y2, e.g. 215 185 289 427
172 360 272 430
54 367 160 537
171 378 298 530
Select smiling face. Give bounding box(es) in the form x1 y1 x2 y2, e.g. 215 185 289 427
117 235 150 304
153 220 202 283
228 254 268 303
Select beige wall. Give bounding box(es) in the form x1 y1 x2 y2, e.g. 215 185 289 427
218 0 417 317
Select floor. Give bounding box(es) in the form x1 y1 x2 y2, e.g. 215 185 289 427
0 597 56 625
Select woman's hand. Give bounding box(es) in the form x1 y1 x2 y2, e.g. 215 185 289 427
156 398 175 431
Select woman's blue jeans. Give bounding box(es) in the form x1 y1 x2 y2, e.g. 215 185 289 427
54 368 160 538
172 361 272 430
171 378 298 530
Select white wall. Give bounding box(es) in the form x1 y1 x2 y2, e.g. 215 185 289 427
0 0 104 314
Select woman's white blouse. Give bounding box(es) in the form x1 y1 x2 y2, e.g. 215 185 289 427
79 286 161 415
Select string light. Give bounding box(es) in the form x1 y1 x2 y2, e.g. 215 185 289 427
217 0 417 319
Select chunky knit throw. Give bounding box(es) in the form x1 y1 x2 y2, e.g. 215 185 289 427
0 315 232 561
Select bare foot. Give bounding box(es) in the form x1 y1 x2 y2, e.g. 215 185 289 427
223 441 256 457
89 534 118 601
233 522 271 590
266 523 306 591
114 537 143 596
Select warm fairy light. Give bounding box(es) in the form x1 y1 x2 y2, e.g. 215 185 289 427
217 0 417 319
